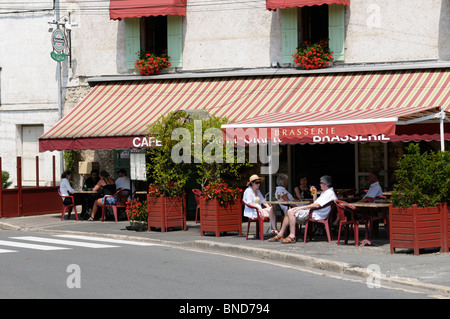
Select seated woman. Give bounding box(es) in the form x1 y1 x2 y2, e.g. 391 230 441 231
88 170 116 221
243 174 278 235
274 174 297 215
294 174 312 200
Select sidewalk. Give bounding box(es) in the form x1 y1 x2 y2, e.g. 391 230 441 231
2 213 450 296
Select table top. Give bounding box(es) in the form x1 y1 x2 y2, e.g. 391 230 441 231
266 200 312 205
72 190 99 194
341 201 390 208
135 191 148 194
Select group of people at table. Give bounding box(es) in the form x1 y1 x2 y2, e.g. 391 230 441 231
59 169 133 220
242 172 383 243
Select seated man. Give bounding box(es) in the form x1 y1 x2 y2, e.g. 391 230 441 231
360 171 383 202
269 175 337 243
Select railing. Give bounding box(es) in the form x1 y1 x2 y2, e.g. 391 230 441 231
0 156 60 218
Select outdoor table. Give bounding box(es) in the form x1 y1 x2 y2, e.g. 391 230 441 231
72 190 100 217
341 201 390 246
266 200 313 205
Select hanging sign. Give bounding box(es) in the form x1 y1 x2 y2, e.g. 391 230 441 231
51 28 67 61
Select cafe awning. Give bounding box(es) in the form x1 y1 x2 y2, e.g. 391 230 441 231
39 68 450 152
266 0 350 10
109 0 187 20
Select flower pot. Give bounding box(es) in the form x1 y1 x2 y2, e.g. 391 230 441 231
200 198 242 237
147 194 186 232
389 203 444 255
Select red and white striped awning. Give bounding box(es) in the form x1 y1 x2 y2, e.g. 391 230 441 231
109 0 186 20
39 68 450 151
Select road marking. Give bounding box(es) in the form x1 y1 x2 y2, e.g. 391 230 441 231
0 248 17 254
55 234 160 246
0 240 70 251
10 236 119 249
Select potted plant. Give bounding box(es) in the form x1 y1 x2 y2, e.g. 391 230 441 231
126 199 148 231
292 40 334 70
184 115 252 237
199 181 243 237
389 143 450 255
146 111 191 232
135 50 171 75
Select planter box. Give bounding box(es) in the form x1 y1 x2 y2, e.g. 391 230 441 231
442 203 450 252
200 198 242 237
389 203 444 255
147 194 186 232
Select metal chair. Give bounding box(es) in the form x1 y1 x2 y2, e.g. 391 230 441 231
192 189 202 223
101 189 130 222
335 200 368 246
58 190 79 221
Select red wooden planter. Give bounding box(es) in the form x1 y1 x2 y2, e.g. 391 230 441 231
442 203 450 252
389 203 444 255
200 198 242 237
147 194 186 232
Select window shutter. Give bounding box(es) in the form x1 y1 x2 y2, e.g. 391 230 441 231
167 15 183 68
281 8 298 64
125 17 141 70
328 4 345 61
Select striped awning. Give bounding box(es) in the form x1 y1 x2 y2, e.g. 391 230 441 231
39 68 450 151
266 0 350 11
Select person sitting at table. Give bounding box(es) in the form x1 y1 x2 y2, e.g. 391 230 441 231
269 175 337 243
294 174 312 200
275 174 298 215
360 171 383 202
59 170 82 217
83 169 100 190
88 170 116 221
115 169 134 200
243 174 279 235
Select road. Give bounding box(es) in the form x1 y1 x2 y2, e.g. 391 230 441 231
0 230 439 302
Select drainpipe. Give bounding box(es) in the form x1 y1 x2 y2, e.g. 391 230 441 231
439 107 445 152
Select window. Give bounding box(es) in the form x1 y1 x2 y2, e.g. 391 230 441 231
125 15 183 70
281 4 345 64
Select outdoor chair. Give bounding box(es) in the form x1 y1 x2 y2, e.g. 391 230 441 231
192 189 202 224
335 200 368 246
101 189 130 222
303 201 335 243
243 200 268 241
58 190 79 221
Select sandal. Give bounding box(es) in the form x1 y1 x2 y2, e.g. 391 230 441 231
87 217 94 221
282 236 296 243
268 234 284 242
269 230 279 235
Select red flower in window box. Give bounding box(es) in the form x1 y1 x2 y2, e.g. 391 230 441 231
135 50 171 75
293 40 334 70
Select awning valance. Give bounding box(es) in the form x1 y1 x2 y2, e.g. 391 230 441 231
266 0 350 11
39 68 450 152
109 0 186 20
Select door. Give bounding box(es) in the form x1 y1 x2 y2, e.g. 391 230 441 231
22 125 44 186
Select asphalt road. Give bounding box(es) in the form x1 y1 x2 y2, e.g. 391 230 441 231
0 230 436 302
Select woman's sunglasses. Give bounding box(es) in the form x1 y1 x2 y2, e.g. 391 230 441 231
252 181 261 185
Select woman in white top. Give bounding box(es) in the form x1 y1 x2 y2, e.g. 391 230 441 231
274 174 296 215
242 174 278 235
59 170 75 205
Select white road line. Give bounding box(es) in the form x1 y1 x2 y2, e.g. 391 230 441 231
55 234 160 246
10 236 119 249
0 248 17 254
0 240 71 251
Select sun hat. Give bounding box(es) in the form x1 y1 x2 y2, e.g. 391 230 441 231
247 174 265 186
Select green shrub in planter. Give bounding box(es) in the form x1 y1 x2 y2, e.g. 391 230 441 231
391 143 450 208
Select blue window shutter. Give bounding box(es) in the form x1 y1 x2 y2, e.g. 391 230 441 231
125 17 141 70
167 15 183 68
328 4 345 61
281 8 298 64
